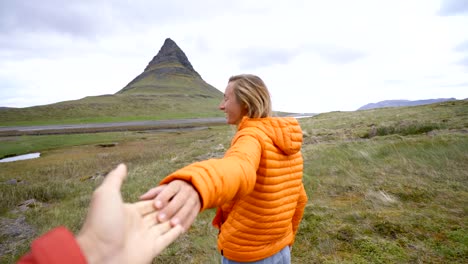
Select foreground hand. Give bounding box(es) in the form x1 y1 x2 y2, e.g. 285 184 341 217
77 164 184 264
140 180 201 231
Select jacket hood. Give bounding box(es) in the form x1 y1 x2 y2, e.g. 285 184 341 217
238 116 303 155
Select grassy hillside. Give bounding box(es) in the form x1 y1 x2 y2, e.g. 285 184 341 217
0 85 224 126
0 100 466 263
0 38 225 127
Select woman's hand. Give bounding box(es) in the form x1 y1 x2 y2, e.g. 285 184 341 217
140 180 201 231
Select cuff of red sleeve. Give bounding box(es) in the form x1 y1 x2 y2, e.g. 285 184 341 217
30 226 87 264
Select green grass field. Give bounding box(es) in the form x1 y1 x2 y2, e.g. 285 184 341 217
0 93 224 126
0 100 467 263
0 72 224 127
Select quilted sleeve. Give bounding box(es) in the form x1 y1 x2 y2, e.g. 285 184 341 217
160 132 262 210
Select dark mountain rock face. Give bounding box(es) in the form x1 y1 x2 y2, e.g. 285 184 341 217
144 38 200 77
117 38 218 94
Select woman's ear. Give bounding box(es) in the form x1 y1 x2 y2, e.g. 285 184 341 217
242 104 249 115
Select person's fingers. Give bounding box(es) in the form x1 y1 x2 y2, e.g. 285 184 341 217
100 163 128 191
178 202 200 230
139 185 165 200
150 224 184 255
143 211 159 227
89 164 127 211
157 181 201 224
150 221 172 236
152 181 185 212
133 200 157 216
170 195 200 230
166 190 199 226
156 185 189 222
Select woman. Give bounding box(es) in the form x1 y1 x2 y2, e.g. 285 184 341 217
141 74 308 263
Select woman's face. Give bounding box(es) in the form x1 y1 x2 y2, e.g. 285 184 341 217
219 82 246 125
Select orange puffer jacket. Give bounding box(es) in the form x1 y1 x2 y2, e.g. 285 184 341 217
160 116 308 262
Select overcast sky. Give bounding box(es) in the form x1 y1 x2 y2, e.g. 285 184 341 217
1 0 467 113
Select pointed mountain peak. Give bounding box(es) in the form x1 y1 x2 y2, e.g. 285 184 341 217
117 38 221 95
143 38 200 77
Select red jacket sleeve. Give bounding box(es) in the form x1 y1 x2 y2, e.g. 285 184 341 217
18 227 87 264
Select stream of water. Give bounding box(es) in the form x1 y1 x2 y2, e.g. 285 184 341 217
0 153 41 163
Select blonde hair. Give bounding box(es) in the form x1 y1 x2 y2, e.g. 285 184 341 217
228 74 272 118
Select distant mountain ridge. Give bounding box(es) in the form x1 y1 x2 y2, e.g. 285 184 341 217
358 98 457 110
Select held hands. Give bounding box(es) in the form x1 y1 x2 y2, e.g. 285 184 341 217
76 164 184 264
140 180 201 231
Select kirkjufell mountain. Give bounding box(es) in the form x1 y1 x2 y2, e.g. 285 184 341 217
0 38 224 125
127 38 201 82
117 38 221 98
